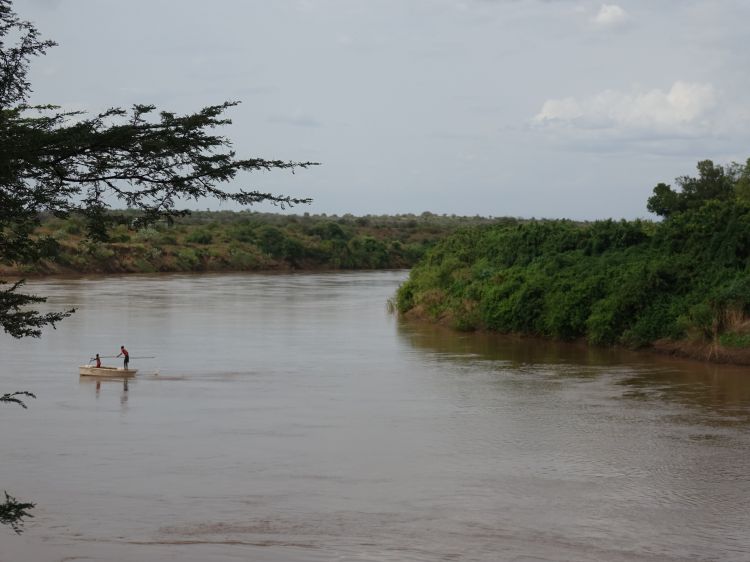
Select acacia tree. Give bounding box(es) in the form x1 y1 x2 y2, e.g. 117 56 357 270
1 0 314 531
646 159 748 218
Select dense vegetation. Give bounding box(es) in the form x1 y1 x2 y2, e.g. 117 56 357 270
397 159 750 353
0 211 498 275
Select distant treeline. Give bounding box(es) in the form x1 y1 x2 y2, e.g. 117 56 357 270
3 211 502 275
396 159 750 356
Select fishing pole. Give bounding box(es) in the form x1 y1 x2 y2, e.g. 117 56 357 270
87 355 157 361
88 355 157 359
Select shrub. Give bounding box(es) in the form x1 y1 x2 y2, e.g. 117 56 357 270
175 248 200 270
186 229 213 245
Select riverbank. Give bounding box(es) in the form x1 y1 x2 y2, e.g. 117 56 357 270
651 338 750 366
0 211 502 276
401 305 750 366
396 159 750 364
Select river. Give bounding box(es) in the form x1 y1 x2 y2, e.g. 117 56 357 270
1 271 749 561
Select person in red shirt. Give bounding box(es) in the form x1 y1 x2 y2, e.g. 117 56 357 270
95 354 101 368
117 346 130 369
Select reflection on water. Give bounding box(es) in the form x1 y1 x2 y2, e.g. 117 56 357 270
616 367 750 424
1 271 750 562
399 321 750 421
80 376 130 409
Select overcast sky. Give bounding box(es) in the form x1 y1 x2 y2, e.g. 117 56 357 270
23 0 750 219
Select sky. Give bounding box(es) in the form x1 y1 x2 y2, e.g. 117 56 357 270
22 0 750 220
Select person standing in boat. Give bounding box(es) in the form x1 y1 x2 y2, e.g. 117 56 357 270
117 345 130 370
95 353 101 368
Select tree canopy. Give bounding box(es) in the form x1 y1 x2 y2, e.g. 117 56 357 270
646 159 750 218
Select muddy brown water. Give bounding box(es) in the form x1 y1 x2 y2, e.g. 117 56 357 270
1 271 749 561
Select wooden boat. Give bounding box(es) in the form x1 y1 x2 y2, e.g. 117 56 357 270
79 365 138 377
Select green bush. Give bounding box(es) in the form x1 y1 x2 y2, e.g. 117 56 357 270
229 222 257 243
185 229 213 245
134 228 161 243
63 219 83 235
396 164 750 349
158 232 178 245
175 248 200 270
719 332 750 348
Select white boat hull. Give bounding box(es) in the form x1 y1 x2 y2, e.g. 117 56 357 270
79 365 138 377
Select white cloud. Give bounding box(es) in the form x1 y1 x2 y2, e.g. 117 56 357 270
529 82 743 155
591 4 629 28
533 81 717 131
532 97 583 122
